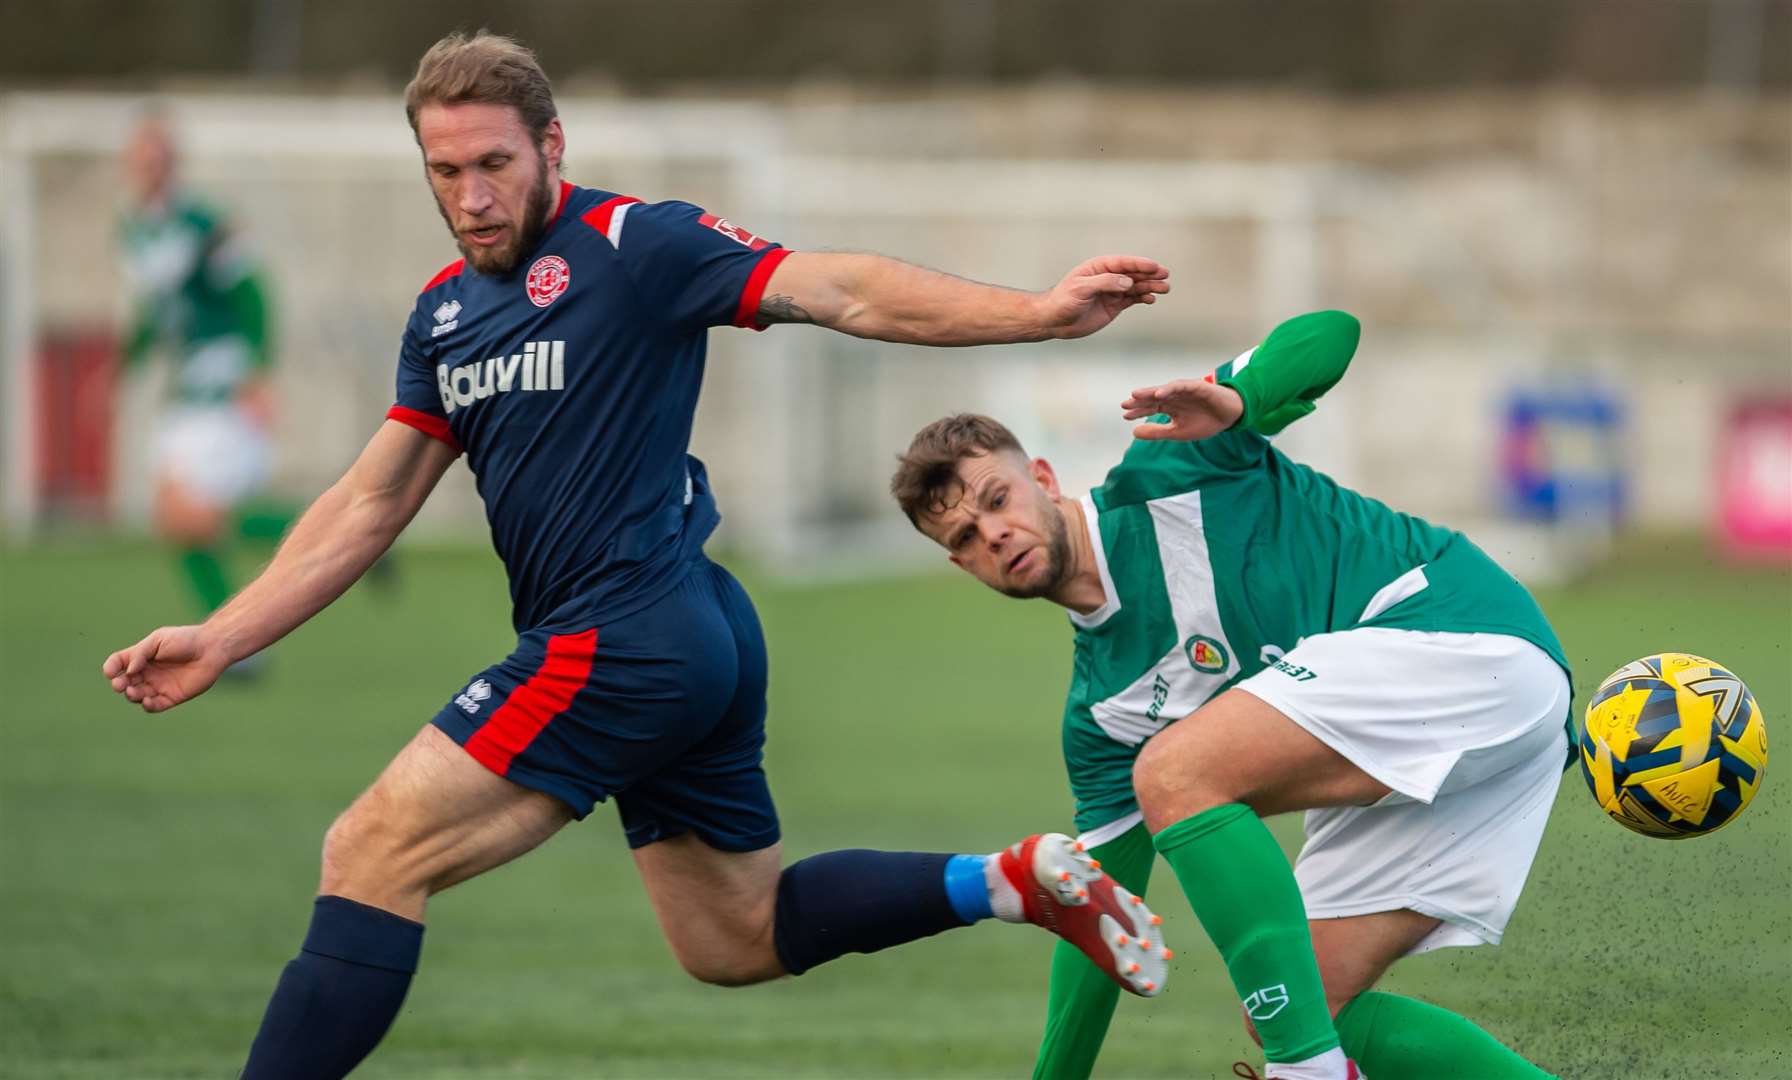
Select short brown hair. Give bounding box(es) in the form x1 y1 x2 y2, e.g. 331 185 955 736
890 414 1027 527
404 31 558 143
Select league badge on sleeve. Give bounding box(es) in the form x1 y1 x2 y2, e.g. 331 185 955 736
525 255 571 308
698 213 772 251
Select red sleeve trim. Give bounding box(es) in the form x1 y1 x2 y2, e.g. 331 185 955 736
386 405 462 454
580 195 642 244
421 259 465 294
732 247 793 330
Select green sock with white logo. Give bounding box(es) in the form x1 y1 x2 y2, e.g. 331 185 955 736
1154 803 1340 1065
1336 992 1558 1079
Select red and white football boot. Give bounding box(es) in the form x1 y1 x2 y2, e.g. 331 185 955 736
996 832 1171 997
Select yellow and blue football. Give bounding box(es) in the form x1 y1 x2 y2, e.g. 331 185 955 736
1578 652 1768 838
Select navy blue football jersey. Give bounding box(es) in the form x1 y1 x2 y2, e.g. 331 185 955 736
389 182 790 631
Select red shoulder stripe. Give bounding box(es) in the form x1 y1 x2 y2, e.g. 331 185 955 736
421 258 465 294
386 405 462 454
580 196 642 244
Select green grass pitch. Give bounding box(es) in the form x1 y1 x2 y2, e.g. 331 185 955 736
2 539 1788 1078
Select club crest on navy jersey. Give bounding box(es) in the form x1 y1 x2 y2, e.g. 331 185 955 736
525 254 570 307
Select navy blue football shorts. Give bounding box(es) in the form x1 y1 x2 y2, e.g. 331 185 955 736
430 557 779 853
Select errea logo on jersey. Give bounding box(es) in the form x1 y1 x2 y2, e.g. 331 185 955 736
431 299 461 338
437 340 565 414
455 678 493 714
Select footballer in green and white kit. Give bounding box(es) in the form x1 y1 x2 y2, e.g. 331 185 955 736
893 311 1567 1080
120 113 281 619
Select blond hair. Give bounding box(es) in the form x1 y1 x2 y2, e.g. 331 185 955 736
404 31 558 142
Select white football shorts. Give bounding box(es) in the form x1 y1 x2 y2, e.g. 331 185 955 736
154 404 271 505
1236 627 1571 955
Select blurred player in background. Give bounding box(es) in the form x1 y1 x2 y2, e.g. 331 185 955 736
103 32 1174 1078
118 112 292 624
895 312 1569 1080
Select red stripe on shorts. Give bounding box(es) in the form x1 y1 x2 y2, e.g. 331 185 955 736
463 629 599 777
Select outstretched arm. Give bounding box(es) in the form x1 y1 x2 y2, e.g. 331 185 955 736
102 421 458 712
756 252 1169 346
1122 310 1361 442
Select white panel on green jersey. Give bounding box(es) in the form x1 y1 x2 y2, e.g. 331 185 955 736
1210 346 1255 384
1088 490 1242 747
1069 495 1122 630
1358 563 1430 622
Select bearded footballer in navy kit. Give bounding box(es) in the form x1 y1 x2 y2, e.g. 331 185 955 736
103 31 1180 1078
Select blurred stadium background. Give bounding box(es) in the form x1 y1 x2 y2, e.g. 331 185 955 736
3 2 1790 1077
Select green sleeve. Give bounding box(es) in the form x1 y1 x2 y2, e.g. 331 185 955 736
1095 311 1360 503
1219 310 1360 434
122 304 158 367
1031 823 1156 1080
227 270 273 368
118 217 156 367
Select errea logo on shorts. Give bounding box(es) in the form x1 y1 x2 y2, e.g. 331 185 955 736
455 679 493 714
437 340 566 413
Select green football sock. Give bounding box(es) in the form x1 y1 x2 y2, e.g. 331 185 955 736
1032 822 1156 1080
236 501 297 543
1336 991 1557 1079
179 547 233 614
1154 803 1338 1064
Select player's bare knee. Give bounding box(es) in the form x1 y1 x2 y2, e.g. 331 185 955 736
1133 726 1230 829
320 806 379 888
154 489 224 545
156 507 218 546
320 800 428 895
676 953 772 988
663 901 781 987
670 933 780 987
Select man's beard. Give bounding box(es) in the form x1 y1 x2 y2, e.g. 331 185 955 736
996 501 1074 600
441 157 555 275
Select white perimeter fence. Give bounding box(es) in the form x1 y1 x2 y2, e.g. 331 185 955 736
5 93 1786 579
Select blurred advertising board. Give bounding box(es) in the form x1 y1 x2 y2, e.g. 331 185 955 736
35 329 116 523
1501 384 1625 527
1718 399 1792 560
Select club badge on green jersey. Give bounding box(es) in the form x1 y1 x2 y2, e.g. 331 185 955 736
1184 634 1229 674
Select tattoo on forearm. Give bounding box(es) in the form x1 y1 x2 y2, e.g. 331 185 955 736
757 294 815 325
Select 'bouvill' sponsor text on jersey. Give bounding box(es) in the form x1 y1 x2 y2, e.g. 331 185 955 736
388 182 789 631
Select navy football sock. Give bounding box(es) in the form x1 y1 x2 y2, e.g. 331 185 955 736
241 895 424 1080
773 850 979 975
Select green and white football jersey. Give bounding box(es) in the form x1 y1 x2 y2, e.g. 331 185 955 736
1061 312 1570 832
120 192 269 405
